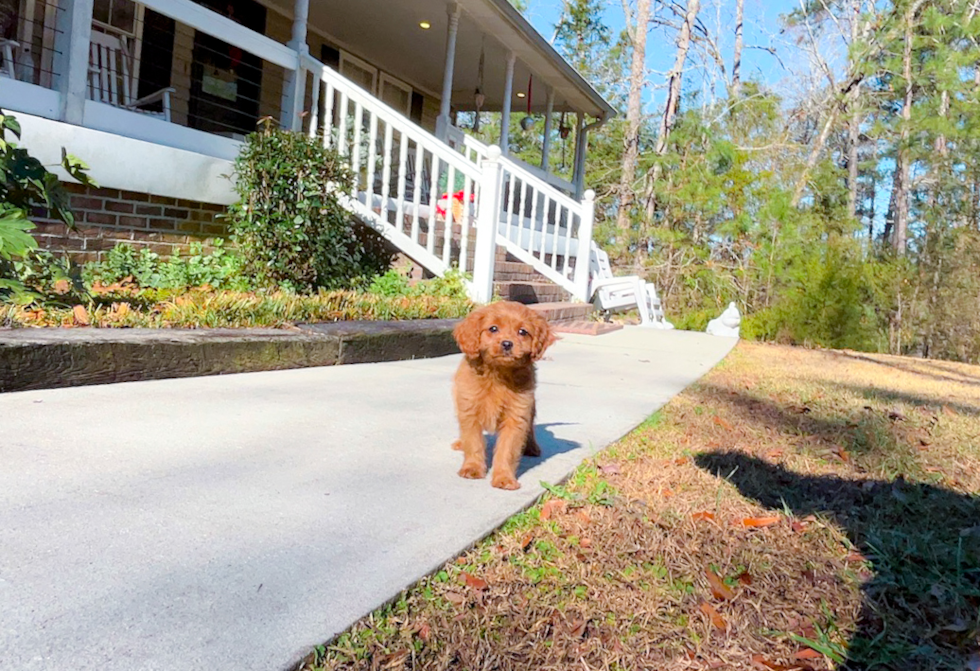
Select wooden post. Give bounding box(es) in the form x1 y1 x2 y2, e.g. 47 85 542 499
472 145 503 303
573 189 595 302
499 51 515 154
436 2 461 140
53 0 94 125
541 88 554 172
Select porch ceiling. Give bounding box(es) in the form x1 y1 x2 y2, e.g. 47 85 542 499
272 0 615 118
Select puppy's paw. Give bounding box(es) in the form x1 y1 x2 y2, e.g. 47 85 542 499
458 461 487 479
451 440 463 451
491 474 521 490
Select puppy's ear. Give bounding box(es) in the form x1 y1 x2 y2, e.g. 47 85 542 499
453 308 484 358
529 311 557 361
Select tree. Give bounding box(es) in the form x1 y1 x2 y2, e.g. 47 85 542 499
616 0 651 232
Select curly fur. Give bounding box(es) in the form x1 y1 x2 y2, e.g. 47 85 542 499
451 301 556 490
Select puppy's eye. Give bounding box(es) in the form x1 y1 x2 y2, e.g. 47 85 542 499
518 328 529 337
488 325 498 333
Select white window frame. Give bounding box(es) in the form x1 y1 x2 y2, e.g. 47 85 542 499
379 72 412 115
339 50 377 95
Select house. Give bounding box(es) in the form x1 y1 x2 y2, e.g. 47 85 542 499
0 0 614 303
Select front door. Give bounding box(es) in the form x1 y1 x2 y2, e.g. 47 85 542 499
188 0 265 138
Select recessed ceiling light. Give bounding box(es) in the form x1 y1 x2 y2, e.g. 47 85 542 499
516 92 526 98
419 21 431 29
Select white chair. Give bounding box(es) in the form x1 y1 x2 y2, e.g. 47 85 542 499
88 30 174 122
589 242 673 329
0 38 18 79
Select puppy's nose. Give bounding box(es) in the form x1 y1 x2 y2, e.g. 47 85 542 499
501 340 514 351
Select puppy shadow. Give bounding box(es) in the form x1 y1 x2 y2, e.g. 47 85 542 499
517 422 581 477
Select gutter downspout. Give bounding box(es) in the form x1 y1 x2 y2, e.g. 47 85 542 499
574 113 609 199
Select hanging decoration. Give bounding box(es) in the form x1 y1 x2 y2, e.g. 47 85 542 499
473 40 486 131
559 111 569 169
519 75 535 131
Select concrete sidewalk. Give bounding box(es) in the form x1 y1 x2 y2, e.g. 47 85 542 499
0 327 735 671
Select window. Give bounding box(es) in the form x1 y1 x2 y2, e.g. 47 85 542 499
339 52 376 94
380 73 411 115
93 0 137 35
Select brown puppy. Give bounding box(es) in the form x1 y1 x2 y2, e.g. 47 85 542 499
451 301 556 490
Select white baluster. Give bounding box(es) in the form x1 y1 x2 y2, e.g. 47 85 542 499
380 123 394 222
395 131 409 235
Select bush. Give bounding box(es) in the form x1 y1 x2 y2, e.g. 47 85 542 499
367 268 470 301
84 240 249 291
1 109 93 301
227 122 392 292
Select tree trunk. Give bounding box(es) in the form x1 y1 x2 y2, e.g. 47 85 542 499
644 0 701 220
845 0 861 219
616 0 651 232
731 0 743 99
893 7 913 255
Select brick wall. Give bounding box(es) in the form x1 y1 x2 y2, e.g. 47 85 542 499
33 183 230 264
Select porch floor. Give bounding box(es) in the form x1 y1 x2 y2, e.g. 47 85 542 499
0 328 735 671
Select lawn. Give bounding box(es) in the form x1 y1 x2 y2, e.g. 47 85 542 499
304 341 980 671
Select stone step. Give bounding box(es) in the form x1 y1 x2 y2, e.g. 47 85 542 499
526 301 593 324
494 281 570 305
552 320 623 336
493 260 540 282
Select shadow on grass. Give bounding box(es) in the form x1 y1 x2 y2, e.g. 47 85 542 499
831 350 980 389
695 451 980 669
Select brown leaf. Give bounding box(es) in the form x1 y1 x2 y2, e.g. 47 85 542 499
674 457 691 466
766 448 785 459
699 602 728 630
742 515 781 528
540 499 567 521
52 279 71 295
845 551 868 564
598 462 621 476
579 537 592 548
72 305 90 326
737 571 753 586
705 568 735 600
568 619 587 638
417 622 431 642
751 655 804 671
463 573 488 590
713 415 733 430
520 533 534 551
793 648 823 660
791 520 807 534
692 511 715 522
444 591 466 605
575 511 591 524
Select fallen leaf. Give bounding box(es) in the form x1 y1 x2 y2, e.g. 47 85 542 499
845 551 868 564
72 305 89 326
567 618 587 638
52 279 71 295
737 571 753 586
540 499 567 520
674 457 691 466
692 511 715 522
416 622 431 642
713 416 733 431
705 568 735 600
444 591 466 605
520 533 534 551
456 557 468 565
791 520 807 534
742 516 781 528
463 573 488 590
580 538 592 548
750 654 801 670
575 511 591 524
598 462 621 476
699 602 728 631
766 448 785 459
793 648 823 660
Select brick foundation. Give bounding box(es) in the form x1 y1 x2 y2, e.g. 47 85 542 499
33 183 230 264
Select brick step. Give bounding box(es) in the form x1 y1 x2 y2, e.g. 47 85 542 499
493 260 541 282
526 302 593 324
494 281 570 305
552 320 623 336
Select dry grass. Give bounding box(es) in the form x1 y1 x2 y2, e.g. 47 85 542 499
303 342 980 671
0 287 472 329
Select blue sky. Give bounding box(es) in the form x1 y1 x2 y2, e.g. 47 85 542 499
521 0 812 111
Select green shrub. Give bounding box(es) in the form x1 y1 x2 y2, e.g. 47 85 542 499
227 122 391 292
0 109 93 301
367 268 470 301
84 240 249 291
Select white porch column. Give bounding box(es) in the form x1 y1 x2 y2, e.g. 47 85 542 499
572 113 587 198
53 0 94 125
281 0 311 131
573 189 596 302
436 2 461 140
541 88 554 172
499 51 516 154
472 145 504 303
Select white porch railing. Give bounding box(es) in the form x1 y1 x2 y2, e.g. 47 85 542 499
300 58 594 303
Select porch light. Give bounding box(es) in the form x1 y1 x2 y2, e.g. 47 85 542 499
516 92 525 98
419 21 431 29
